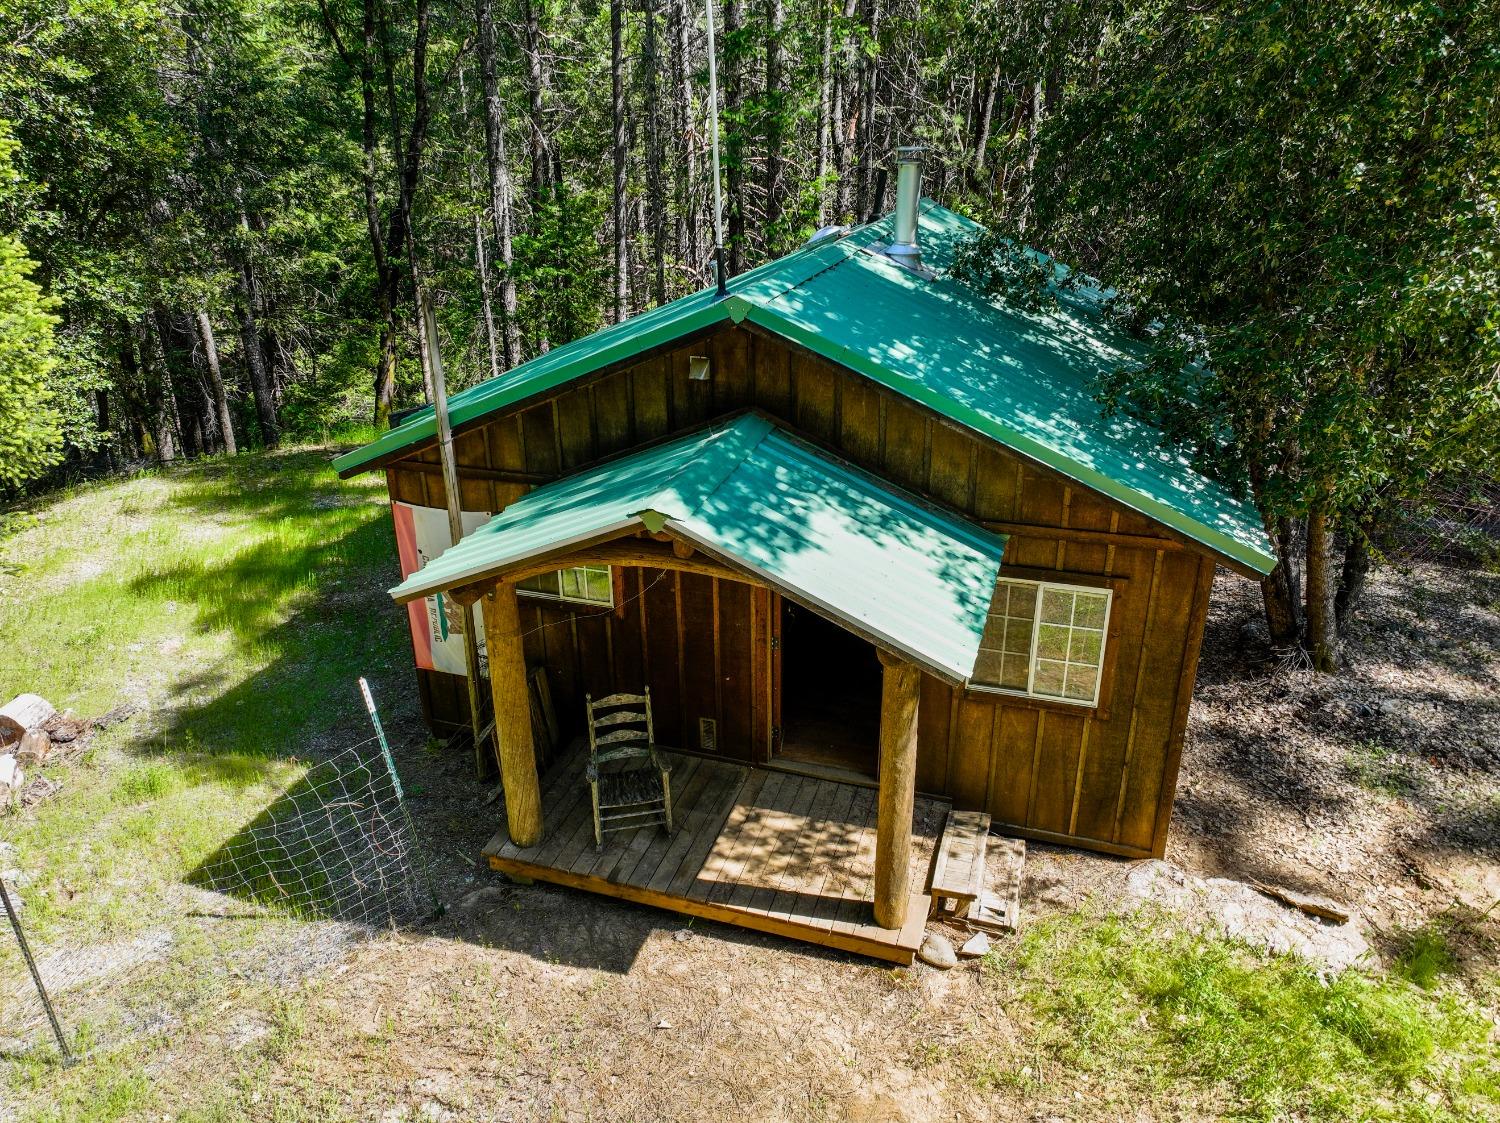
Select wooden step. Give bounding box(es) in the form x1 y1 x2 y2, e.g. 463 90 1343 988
966 836 1026 933
927 809 990 910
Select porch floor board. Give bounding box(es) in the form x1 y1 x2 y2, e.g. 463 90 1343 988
482 743 947 963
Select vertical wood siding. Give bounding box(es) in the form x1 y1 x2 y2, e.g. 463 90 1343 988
383 324 1220 858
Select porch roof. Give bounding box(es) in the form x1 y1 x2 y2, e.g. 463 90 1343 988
389 412 1007 683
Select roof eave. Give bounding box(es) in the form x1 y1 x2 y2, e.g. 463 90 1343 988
332 299 735 478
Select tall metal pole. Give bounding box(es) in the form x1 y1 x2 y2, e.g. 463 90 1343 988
421 293 493 779
705 0 728 298
1 876 74 1064
360 677 440 914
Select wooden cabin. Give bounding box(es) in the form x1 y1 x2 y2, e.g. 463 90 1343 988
335 180 1274 963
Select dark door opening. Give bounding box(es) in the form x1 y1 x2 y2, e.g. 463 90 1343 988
776 600 882 779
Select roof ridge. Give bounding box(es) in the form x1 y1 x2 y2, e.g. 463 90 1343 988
637 413 775 524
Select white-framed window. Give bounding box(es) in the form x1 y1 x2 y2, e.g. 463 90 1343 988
971 578 1111 706
517 565 614 607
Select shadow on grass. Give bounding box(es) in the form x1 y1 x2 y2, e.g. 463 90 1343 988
112 450 669 971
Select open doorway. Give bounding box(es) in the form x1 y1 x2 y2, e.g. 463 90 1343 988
776 600 882 780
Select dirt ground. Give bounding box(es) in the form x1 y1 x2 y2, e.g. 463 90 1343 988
117 560 1497 1123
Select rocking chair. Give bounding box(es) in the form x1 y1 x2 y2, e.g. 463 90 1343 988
585 688 674 847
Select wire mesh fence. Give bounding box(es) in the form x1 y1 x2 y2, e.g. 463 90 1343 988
1380 475 1500 569
0 691 434 1064
189 735 432 929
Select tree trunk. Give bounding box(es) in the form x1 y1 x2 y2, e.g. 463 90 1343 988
815 0 832 225
857 0 882 222
1305 505 1337 672
94 388 115 471
139 317 176 464
235 247 280 446
671 0 698 282
153 307 205 459
117 330 150 461
723 0 745 277
472 195 501 381
1259 513 1303 648
194 311 236 455
973 66 998 175
475 0 521 369
1334 527 1372 632
522 0 549 212
610 0 629 322
763 0 786 243
832 0 858 222
641 0 666 305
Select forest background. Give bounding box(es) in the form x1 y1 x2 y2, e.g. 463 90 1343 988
1 0 1496 662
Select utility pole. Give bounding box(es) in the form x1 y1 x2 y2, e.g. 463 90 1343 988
421 293 493 779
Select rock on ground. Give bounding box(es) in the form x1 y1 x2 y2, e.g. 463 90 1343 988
918 932 958 969
1118 859 1371 975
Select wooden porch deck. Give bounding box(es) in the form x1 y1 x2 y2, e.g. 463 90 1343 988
482 744 948 963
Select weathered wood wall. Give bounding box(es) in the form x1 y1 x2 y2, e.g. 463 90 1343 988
381 323 1219 858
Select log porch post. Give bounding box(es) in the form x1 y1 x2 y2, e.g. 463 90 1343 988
482 581 543 847
873 651 921 930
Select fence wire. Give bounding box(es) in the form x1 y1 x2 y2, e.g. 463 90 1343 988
1380 475 1500 568
0 733 433 1064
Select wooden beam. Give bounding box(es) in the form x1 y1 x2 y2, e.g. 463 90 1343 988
439 539 770 607
980 519 1181 554
393 458 556 486
874 654 921 930
484 851 928 964
422 295 491 780
482 583 543 847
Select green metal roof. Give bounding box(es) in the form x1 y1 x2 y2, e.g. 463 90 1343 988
338 202 1275 575
390 413 1007 682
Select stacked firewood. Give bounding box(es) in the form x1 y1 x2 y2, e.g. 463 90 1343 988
0 694 95 812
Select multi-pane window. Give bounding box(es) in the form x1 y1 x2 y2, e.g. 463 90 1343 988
972 579 1111 706
517 565 614 607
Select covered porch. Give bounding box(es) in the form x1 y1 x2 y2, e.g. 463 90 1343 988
482 742 948 963
391 412 1008 959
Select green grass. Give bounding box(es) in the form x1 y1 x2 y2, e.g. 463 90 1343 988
0 448 407 954
1394 920 1464 991
1346 740 1425 798
0 448 413 1117
982 911 1499 1121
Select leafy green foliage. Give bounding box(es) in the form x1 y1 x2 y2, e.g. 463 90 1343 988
1024 1 1500 528
0 127 61 491
949 227 1076 314
0 230 61 490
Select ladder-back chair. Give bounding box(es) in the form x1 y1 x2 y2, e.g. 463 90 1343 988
585 688 674 847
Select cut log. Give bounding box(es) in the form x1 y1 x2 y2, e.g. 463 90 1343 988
14 728 50 767
0 754 21 809
0 694 55 747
